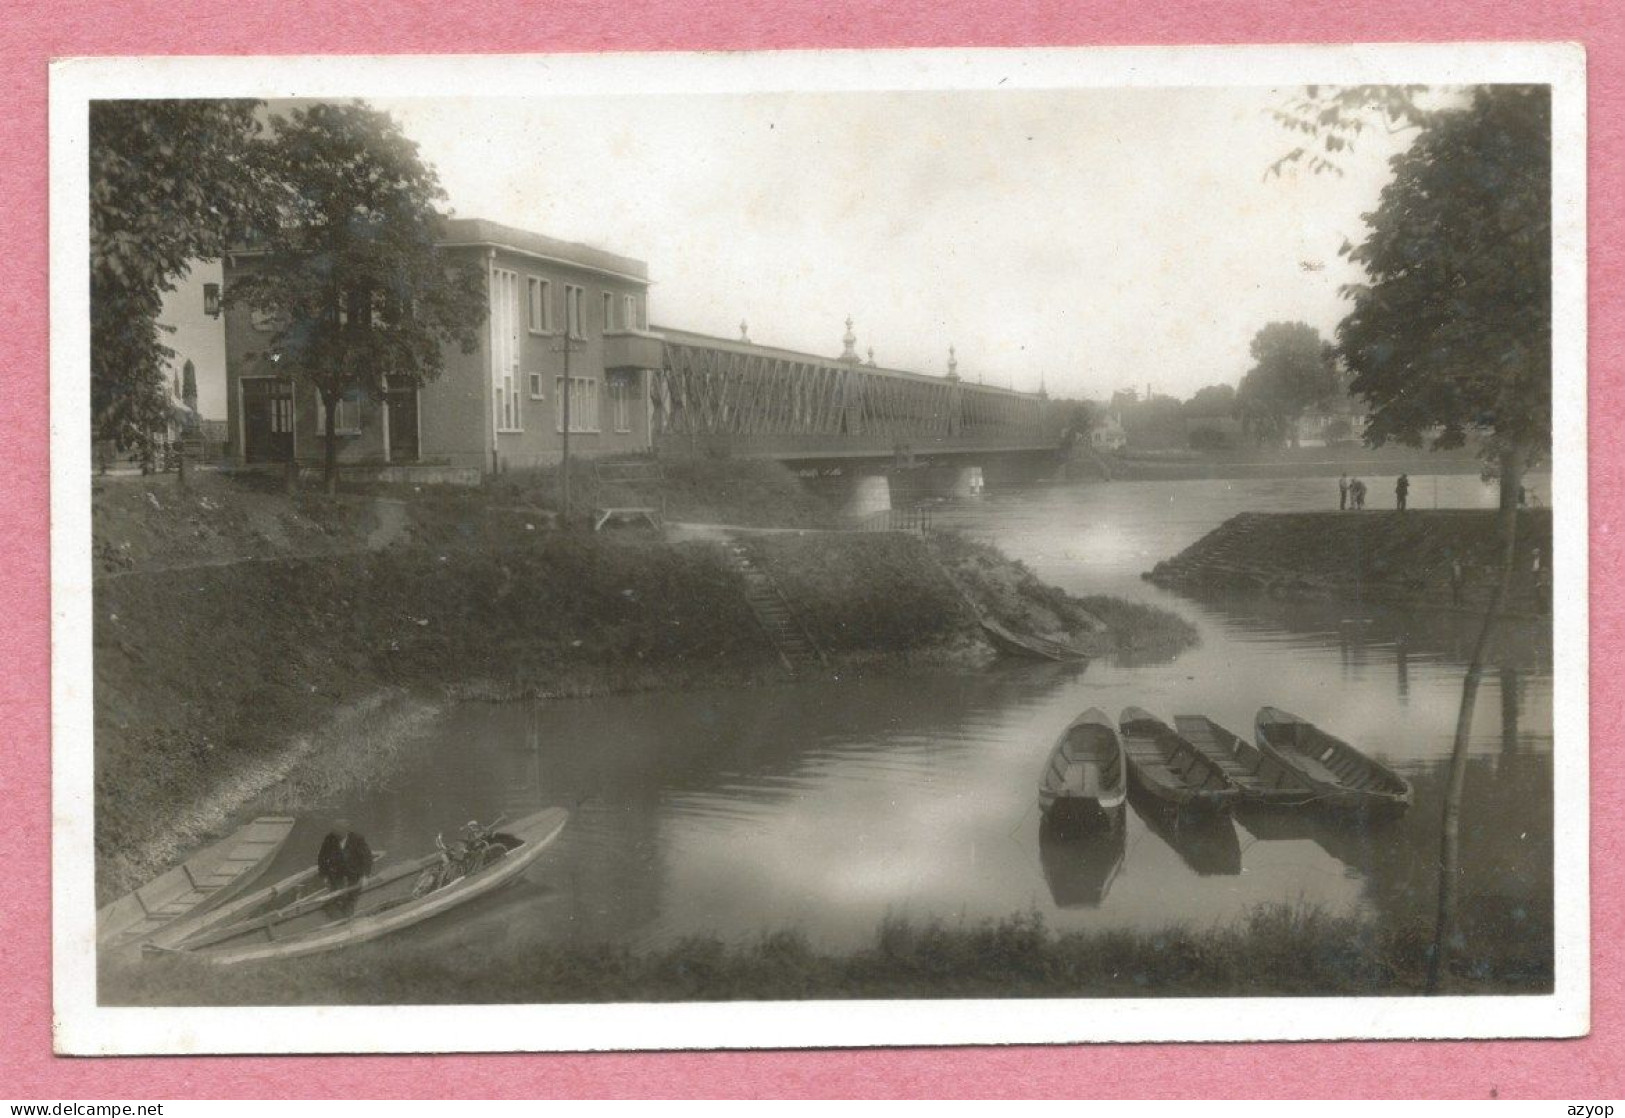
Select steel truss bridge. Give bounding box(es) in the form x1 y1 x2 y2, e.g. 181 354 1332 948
651 328 1065 463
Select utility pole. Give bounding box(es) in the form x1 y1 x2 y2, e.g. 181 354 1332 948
555 302 587 523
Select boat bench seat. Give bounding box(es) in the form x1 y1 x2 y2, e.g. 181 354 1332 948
1291 753 1341 785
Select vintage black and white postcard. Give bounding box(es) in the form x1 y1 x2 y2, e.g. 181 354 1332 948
51 44 1588 1053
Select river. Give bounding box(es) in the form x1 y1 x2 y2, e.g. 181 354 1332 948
255 473 1554 962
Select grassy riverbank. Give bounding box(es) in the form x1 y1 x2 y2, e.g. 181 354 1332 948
100 900 1550 1006
1146 509 1553 615
93 468 1200 900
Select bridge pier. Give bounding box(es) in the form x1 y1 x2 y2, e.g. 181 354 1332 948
801 461 1001 520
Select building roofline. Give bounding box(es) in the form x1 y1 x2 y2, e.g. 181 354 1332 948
437 217 651 284
226 216 651 285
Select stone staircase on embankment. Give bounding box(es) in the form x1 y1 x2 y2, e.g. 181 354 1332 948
1144 509 1553 614
722 541 826 673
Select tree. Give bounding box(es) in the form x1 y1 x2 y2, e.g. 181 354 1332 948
1287 84 1553 992
1057 400 1099 451
1339 86 1550 504
90 100 271 455
1234 322 1337 447
231 102 487 492
1268 85 1431 177
1183 383 1236 418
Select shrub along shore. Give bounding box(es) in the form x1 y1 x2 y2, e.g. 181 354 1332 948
93 465 1198 901
100 901 1550 1006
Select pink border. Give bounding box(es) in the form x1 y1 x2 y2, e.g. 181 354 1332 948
6 2 1618 1099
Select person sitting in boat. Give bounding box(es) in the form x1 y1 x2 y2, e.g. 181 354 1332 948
317 818 374 917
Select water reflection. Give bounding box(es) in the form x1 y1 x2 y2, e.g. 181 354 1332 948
243 475 1552 963
1128 791 1242 876
1038 811 1126 907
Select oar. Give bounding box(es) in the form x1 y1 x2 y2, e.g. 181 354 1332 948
173 852 391 948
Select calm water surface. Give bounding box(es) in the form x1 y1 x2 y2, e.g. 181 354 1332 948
257 473 1554 953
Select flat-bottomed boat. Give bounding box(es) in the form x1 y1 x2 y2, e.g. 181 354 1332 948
98 815 296 951
155 808 569 965
1038 707 1127 830
1254 707 1412 814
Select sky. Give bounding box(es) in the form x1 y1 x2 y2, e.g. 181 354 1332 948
163 87 1419 419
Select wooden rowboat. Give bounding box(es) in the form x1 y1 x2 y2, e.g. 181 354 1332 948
1172 715 1318 807
1038 707 1127 830
159 808 568 965
981 617 1088 662
140 851 388 955
98 815 295 951
1254 707 1412 814
1118 708 1241 813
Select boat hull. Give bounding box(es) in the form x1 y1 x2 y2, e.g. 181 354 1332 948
982 617 1088 662
1254 708 1412 816
1172 715 1318 808
1119 708 1241 815
98 816 296 951
1039 791 1125 832
169 808 569 966
1037 707 1127 832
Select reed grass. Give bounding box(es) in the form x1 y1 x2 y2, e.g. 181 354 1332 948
100 901 1551 1007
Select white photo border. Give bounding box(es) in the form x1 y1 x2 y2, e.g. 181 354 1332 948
50 43 1589 1055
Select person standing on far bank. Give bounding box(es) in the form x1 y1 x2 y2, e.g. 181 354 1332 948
1338 473 1349 511
317 818 374 917
1395 473 1410 511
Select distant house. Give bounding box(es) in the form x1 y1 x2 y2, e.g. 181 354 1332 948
1296 406 1364 447
222 218 664 473
1091 411 1126 451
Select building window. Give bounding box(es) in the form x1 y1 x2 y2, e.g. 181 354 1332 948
555 376 600 433
612 377 633 433
529 372 545 399
564 285 585 339
501 374 521 432
493 269 523 432
315 388 363 435
527 278 553 333
622 294 642 331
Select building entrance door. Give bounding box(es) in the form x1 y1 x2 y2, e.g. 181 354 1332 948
385 382 420 462
242 377 294 462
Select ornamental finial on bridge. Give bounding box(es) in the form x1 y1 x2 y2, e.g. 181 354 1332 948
740 320 750 342
840 316 861 364
946 345 959 381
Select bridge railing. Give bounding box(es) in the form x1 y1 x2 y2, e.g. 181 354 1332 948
860 504 935 535
651 336 1065 459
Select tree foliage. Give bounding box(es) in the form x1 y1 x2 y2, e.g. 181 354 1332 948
1057 400 1100 450
230 102 487 490
89 100 270 451
1268 85 1431 177
1277 83 1555 995
1234 322 1337 446
1183 383 1237 418
1337 85 1551 484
